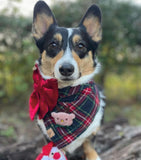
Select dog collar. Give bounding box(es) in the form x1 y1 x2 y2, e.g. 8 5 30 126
29 64 58 120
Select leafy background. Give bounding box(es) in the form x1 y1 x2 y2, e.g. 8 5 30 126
0 0 141 142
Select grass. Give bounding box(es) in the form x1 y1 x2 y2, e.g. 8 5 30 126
0 126 16 138
104 70 141 103
104 103 141 126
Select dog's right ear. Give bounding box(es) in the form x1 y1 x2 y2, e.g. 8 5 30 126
32 1 57 40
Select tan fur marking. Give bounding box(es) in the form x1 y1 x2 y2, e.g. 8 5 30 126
93 127 100 135
51 50 64 67
41 51 53 77
72 51 94 76
83 16 102 42
72 35 81 43
40 50 63 77
83 140 98 160
33 13 53 39
54 33 62 42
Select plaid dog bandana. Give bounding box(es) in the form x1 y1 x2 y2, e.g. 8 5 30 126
43 81 100 149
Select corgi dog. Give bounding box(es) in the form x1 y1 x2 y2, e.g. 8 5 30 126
31 1 105 160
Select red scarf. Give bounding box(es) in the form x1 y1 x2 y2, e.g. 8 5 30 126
29 64 58 120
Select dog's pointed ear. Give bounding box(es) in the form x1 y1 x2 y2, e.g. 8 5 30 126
79 4 102 42
32 1 57 40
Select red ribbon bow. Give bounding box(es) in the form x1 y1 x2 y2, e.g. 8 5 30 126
29 64 58 120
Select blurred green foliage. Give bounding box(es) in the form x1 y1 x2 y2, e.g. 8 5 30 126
105 103 141 125
0 0 141 106
105 68 141 102
0 13 38 103
0 126 16 138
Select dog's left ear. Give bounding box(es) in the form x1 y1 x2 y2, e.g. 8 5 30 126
79 4 102 42
32 1 57 40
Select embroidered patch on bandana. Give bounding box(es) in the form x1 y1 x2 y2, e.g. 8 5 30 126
43 81 100 149
47 128 55 138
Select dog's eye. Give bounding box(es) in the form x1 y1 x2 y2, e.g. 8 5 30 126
49 41 58 48
46 40 61 57
78 43 85 49
75 42 87 52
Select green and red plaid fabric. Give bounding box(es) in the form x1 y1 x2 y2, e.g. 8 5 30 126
43 81 100 149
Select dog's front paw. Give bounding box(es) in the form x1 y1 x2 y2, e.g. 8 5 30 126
86 156 101 160
96 156 101 160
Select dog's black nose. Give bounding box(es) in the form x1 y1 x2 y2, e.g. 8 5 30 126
59 63 74 76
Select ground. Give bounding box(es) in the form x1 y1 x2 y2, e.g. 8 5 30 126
0 103 141 160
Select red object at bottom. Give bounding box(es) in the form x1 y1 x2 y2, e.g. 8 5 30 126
53 152 61 159
36 142 67 160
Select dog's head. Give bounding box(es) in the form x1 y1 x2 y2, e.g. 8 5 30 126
32 1 102 87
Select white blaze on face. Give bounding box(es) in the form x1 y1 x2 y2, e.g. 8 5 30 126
54 28 79 81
